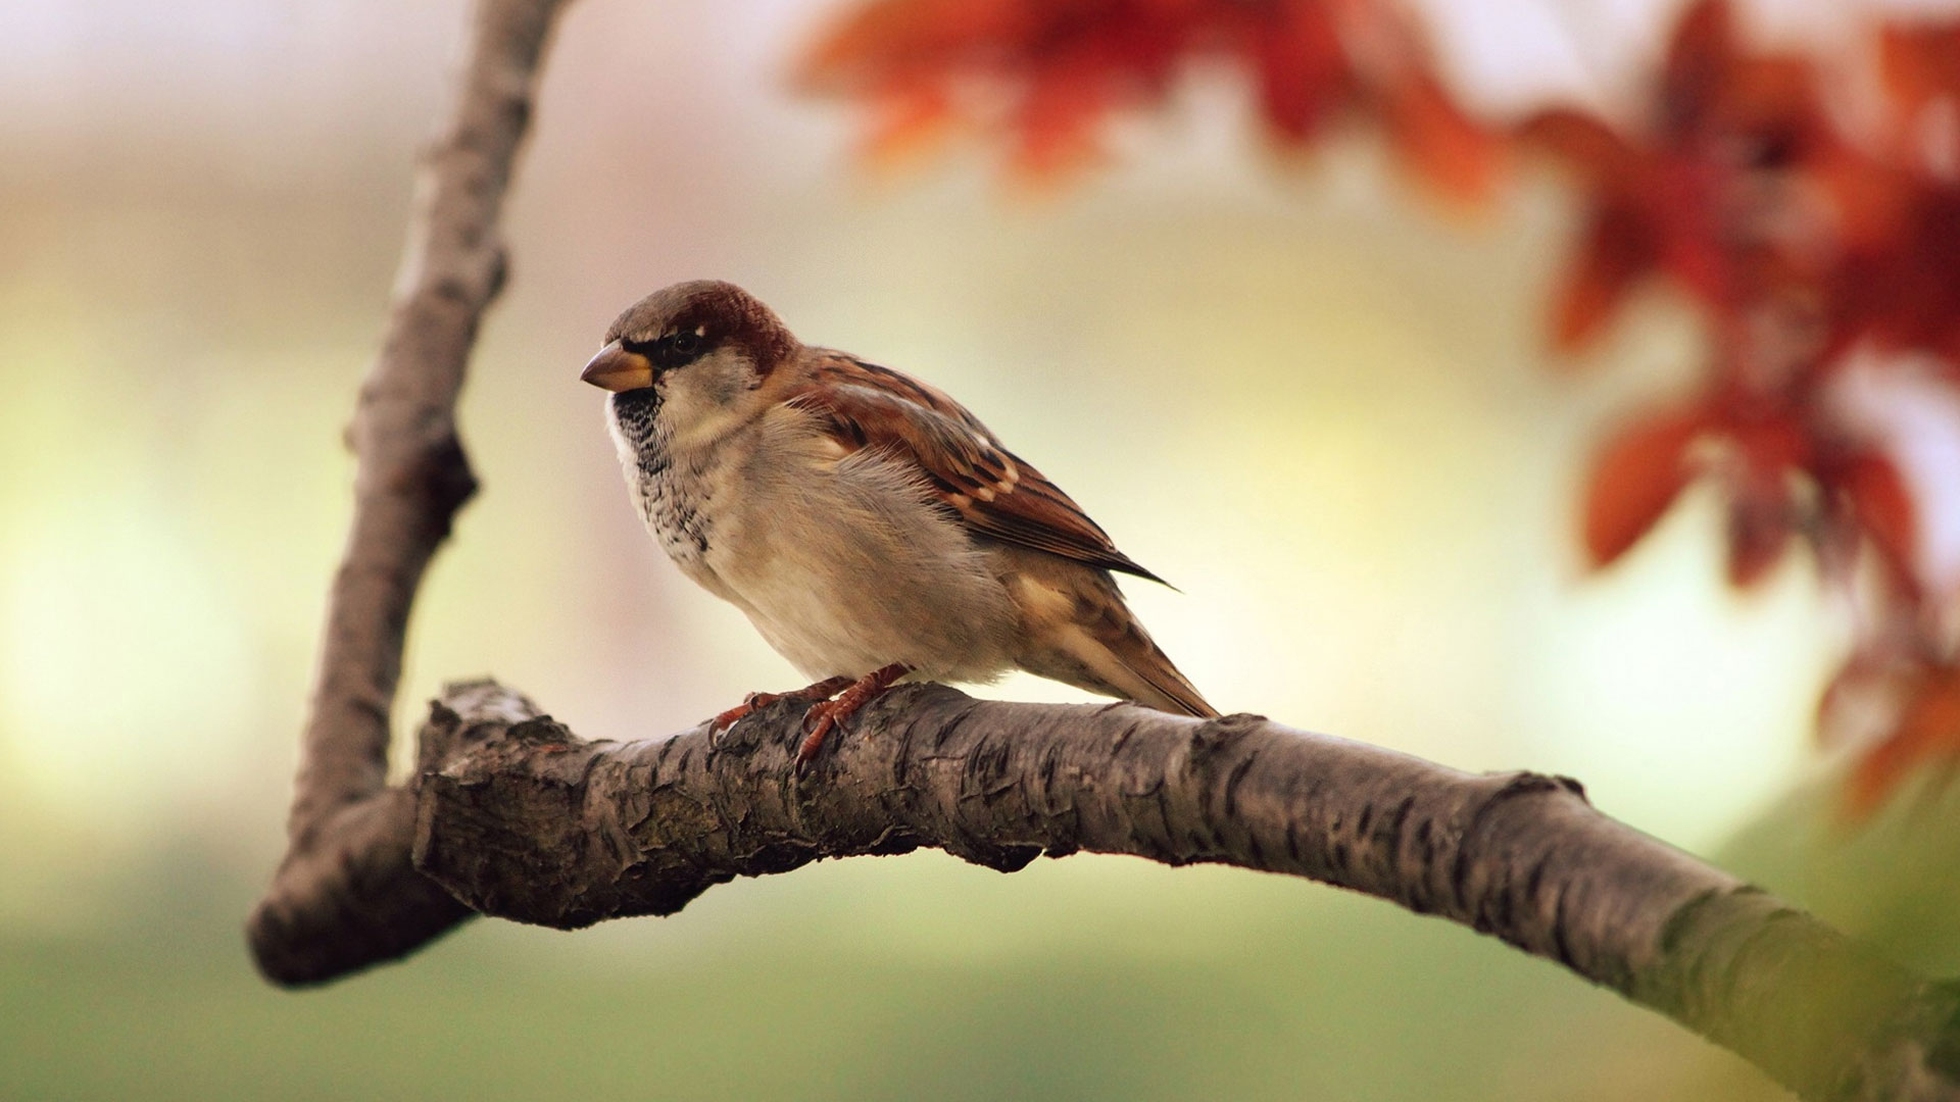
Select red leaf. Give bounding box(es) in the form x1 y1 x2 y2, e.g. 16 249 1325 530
861 84 957 167
1250 0 1350 142
1659 0 1736 140
1582 407 1708 567
1838 451 1919 588
1011 60 1114 179
1516 109 1635 180
800 0 1026 91
1649 160 1729 310
1730 415 1809 472
1722 418 1806 588
1811 146 1912 254
1552 204 1655 353
1725 485 1792 588
1835 182 1960 361
1881 21 1960 119
1846 665 1960 818
1381 70 1501 207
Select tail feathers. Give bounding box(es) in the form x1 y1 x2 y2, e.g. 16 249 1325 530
1034 614 1218 719
999 549 1218 718
1119 639 1218 718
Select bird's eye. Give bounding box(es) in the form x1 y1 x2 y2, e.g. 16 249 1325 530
669 331 701 357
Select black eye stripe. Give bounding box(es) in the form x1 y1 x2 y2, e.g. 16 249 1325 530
619 330 712 369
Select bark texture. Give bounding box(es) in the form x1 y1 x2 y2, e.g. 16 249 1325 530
247 0 567 985
246 2 1960 1100
399 679 1960 1102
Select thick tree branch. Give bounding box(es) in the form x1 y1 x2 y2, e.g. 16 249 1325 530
274 640 1960 1102
395 679 1956 1102
248 0 568 984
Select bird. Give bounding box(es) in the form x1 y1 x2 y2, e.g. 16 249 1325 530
581 279 1216 768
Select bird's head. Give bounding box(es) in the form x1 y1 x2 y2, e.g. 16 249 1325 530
583 280 799 442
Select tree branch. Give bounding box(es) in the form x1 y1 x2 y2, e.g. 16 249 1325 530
247 0 568 984
399 679 1956 1102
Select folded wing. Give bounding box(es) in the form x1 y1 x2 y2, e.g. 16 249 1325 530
785 354 1167 584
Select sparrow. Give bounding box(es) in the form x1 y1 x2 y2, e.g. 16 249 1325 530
582 280 1216 767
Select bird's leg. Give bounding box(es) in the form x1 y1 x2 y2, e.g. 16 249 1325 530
795 662 910 771
710 675 855 735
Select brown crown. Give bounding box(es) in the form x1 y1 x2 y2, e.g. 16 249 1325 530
603 280 799 375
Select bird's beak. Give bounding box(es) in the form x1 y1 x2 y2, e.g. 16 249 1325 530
580 340 656 392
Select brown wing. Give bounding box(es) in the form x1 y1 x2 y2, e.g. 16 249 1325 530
784 354 1167 584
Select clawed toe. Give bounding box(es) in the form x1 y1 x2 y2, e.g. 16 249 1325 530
794 710 839 774
789 663 909 773
710 666 909 772
711 675 858 744
709 691 775 736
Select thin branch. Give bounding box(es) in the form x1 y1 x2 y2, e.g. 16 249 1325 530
395 679 1959 1102
248 0 569 984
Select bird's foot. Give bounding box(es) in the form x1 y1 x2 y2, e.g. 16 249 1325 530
795 663 910 773
710 676 855 738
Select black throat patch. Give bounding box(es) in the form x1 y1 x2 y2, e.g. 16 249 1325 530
608 389 710 560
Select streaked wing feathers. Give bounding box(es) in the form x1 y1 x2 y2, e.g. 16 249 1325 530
786 355 1165 584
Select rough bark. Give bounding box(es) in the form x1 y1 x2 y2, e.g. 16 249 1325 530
391 679 1960 1102
246 1 1960 1100
247 0 567 984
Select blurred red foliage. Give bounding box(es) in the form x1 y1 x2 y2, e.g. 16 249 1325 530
798 0 1497 194
801 0 1960 814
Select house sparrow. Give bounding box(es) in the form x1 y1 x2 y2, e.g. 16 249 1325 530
583 280 1215 767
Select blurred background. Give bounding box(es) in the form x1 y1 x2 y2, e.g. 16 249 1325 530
4 0 1959 1098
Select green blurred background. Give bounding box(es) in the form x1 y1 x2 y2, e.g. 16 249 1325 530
4 0 1955 1098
